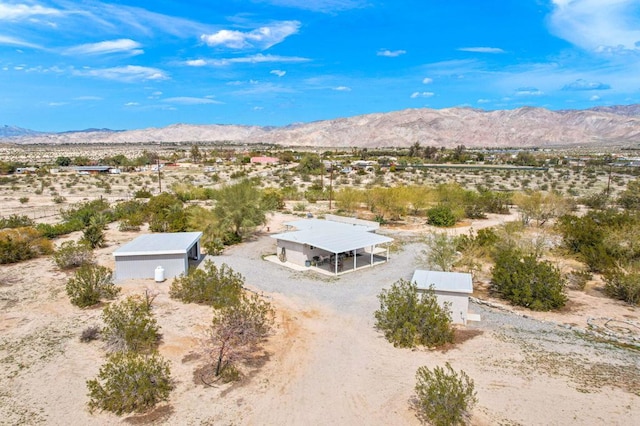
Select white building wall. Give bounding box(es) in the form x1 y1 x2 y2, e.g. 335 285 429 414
433 290 470 325
114 254 187 281
277 240 307 266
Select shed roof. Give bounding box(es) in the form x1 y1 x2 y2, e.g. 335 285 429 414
411 270 473 294
113 232 202 257
272 219 392 254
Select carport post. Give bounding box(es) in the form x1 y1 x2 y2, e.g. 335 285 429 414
335 251 338 275
370 245 374 265
353 251 356 271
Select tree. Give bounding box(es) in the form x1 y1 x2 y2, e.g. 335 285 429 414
491 247 567 311
296 154 323 175
190 144 202 163
213 180 267 240
55 156 72 167
87 351 172 415
513 191 572 226
419 232 458 272
207 293 274 377
374 279 454 348
170 260 244 308
102 295 159 353
53 240 94 269
66 264 120 307
413 363 477 426
335 187 362 213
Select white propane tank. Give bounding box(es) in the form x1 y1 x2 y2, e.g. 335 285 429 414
154 266 165 282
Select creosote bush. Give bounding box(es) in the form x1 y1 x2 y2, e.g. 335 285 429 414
101 295 159 353
170 260 243 308
426 205 457 227
0 227 53 264
603 269 640 305
87 351 172 415
374 279 454 348
53 240 94 269
66 264 120 308
414 362 477 426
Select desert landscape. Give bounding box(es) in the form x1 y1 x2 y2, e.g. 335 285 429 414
0 144 639 425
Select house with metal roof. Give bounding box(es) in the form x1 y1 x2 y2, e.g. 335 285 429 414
411 270 476 325
271 215 393 275
113 232 202 281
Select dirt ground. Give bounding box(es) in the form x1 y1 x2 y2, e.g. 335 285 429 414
1 209 639 425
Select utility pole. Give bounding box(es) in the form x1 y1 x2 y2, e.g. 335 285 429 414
157 157 162 193
606 163 612 196
329 165 333 210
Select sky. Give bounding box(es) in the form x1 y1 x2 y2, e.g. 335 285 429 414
1 0 640 132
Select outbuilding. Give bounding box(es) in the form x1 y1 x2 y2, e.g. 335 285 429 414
412 270 474 325
113 232 202 281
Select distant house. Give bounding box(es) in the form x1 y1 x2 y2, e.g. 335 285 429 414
271 215 393 275
113 232 202 281
412 270 475 325
250 156 279 165
73 166 112 174
15 167 37 174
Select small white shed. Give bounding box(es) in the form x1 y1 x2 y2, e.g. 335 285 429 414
412 270 473 325
113 232 202 281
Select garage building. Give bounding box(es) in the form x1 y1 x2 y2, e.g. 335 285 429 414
113 232 202 281
412 269 474 325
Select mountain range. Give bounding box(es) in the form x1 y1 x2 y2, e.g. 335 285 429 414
3 105 640 149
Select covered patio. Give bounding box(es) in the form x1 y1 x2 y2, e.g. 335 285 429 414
271 218 394 276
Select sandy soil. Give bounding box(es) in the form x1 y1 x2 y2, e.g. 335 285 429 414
1 212 639 425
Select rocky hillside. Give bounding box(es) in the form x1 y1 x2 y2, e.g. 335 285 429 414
3 105 640 148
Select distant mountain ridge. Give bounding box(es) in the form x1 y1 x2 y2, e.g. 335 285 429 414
0 125 43 138
3 104 640 148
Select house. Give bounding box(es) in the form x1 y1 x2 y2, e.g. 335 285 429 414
271 215 393 275
250 156 279 165
113 232 202 281
411 270 475 325
73 165 112 174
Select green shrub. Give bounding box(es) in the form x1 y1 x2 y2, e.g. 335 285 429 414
36 219 84 239
82 224 105 248
414 363 477 426
87 351 172 415
66 264 120 308
134 188 153 199
170 260 243 308
374 279 454 348
102 295 159 353
61 199 113 227
0 214 34 229
427 205 457 227
603 269 640 305
490 247 567 311
53 240 94 269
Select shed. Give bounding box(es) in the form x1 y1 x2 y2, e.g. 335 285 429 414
113 232 202 281
412 270 473 325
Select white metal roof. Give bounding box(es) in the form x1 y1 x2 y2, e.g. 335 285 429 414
411 270 473 294
272 219 392 253
113 232 202 257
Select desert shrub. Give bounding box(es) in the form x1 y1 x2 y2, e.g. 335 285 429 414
53 240 94 269
0 227 53 264
82 224 105 248
61 199 113 227
618 179 640 210
419 232 458 272
490 247 567 311
207 292 275 377
36 219 84 239
426 205 456 227
102 295 159 353
80 325 101 342
66 264 120 308
413 363 477 426
134 188 153 199
0 214 34 229
87 351 172 415
146 193 187 232
580 191 609 210
603 269 640 305
19 196 29 204
374 279 454 348
170 260 243 308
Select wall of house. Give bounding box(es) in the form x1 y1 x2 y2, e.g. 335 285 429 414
417 288 470 325
277 240 309 266
114 253 187 281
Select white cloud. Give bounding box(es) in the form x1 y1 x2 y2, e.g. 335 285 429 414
477 99 491 104
163 97 222 105
186 54 310 66
562 78 611 90
201 21 300 49
422 77 433 84
73 96 103 101
333 86 351 91
271 69 286 77
377 49 406 57
256 0 366 12
590 95 601 101
0 3 62 21
65 39 143 56
457 47 505 54
124 102 139 106
549 0 640 52
74 65 168 82
0 35 43 49
48 101 67 106
410 91 434 98
515 87 544 96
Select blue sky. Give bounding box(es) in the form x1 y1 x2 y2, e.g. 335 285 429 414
2 0 640 131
